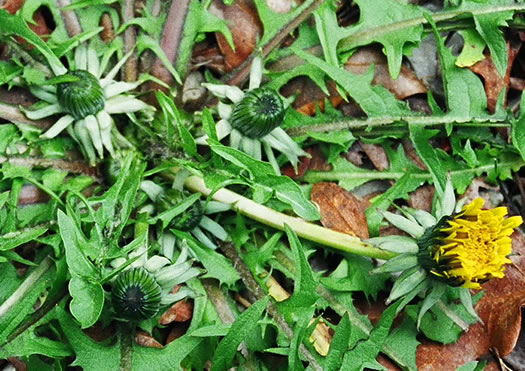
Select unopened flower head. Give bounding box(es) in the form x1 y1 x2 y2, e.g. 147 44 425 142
22 42 154 164
196 57 307 174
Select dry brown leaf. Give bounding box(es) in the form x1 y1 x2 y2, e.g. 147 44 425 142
344 47 427 100
469 43 520 113
159 299 193 325
135 331 163 349
408 185 434 213
210 0 262 71
166 323 189 345
360 141 389 171
281 147 329 178
416 231 525 369
311 182 369 239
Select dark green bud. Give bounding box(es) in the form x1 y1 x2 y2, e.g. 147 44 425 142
56 70 105 120
112 268 162 321
230 87 285 139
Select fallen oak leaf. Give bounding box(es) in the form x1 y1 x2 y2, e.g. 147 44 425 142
311 182 369 239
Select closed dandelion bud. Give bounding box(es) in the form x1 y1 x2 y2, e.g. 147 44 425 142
112 268 162 321
56 70 105 120
230 87 285 139
170 200 204 232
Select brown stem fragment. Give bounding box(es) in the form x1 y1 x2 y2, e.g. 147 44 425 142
225 0 326 87
122 0 138 82
57 0 82 37
149 0 191 88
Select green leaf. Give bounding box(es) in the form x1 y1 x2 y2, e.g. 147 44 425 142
426 13 487 116
0 226 48 251
57 210 96 278
68 276 104 329
137 34 182 84
511 92 525 161
0 307 71 359
456 29 486 67
314 1 341 67
211 296 269 371
341 301 402 371
172 231 240 287
320 256 389 300
175 0 233 78
409 125 446 194
293 48 409 117
0 10 66 75
323 313 352 371
278 226 318 314
384 317 420 370
210 144 320 221
471 3 513 77
339 0 424 79
58 307 203 371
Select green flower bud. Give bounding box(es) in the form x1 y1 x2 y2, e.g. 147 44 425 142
230 87 285 139
111 268 162 321
56 70 105 120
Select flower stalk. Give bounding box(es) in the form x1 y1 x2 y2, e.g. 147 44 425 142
183 175 394 260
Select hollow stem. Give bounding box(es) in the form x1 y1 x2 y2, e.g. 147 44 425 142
0 256 53 318
183 175 394 260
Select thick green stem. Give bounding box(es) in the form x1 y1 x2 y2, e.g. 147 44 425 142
184 175 394 260
0 256 53 318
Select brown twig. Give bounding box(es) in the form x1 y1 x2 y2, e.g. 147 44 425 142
150 0 191 86
224 0 326 87
0 102 53 129
0 156 98 179
122 0 138 82
57 0 82 37
201 279 250 360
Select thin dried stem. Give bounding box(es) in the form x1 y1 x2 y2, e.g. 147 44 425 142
57 0 82 37
0 102 53 129
150 0 191 85
122 0 138 82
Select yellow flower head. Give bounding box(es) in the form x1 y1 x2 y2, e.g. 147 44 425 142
423 198 523 289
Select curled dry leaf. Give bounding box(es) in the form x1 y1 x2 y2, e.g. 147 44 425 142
469 43 520 113
135 330 163 349
416 230 525 370
309 318 333 356
159 299 194 325
311 182 369 239
281 147 329 179
344 47 427 100
210 0 262 71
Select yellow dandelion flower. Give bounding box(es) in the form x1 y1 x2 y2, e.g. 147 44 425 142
428 198 523 289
